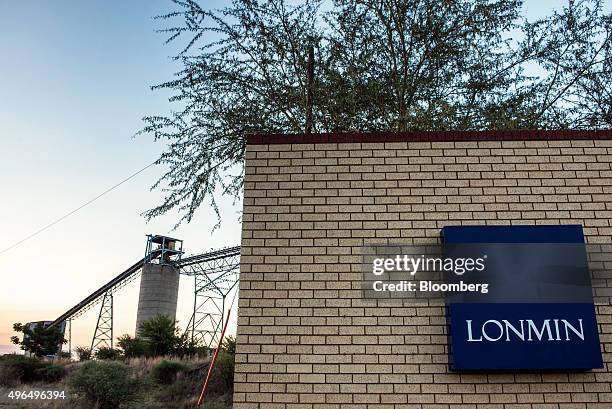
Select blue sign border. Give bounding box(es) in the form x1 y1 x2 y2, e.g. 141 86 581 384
442 224 603 371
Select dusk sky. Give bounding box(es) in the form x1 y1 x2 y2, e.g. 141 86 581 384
0 0 606 354
0 0 237 354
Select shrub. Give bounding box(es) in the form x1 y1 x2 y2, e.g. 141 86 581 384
0 356 66 385
195 346 210 358
138 315 177 356
151 360 187 385
0 355 45 383
0 362 22 387
69 361 140 408
117 334 150 358
136 315 202 358
211 351 235 392
221 336 236 354
34 363 66 382
204 402 230 409
39 365 64 382
173 333 206 358
94 346 123 361
161 377 192 399
75 346 91 361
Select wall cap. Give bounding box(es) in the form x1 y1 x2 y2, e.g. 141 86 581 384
247 130 612 145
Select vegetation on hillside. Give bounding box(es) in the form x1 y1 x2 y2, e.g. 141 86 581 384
0 353 234 409
2 315 234 408
115 314 208 359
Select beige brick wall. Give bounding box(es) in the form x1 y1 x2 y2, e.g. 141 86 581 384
234 136 612 409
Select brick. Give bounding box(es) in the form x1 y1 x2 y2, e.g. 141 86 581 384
237 136 612 409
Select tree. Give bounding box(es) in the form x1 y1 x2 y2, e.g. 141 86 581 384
11 322 66 357
140 0 611 225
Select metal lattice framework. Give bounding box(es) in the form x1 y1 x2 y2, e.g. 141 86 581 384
51 242 240 355
178 246 241 347
90 292 113 350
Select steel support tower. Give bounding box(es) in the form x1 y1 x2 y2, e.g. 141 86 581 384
90 292 113 350
178 246 241 347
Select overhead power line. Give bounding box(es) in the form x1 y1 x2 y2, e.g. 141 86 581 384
0 160 157 256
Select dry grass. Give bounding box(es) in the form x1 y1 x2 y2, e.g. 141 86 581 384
126 355 210 379
0 355 226 409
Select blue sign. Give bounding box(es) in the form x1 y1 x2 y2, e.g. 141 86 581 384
442 225 603 371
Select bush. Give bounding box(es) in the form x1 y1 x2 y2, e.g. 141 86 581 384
221 336 236 354
173 333 206 358
117 334 150 358
138 315 177 356
155 378 193 403
204 402 230 409
69 361 140 408
0 362 22 387
136 315 204 358
0 356 66 385
151 360 187 385
94 346 123 361
34 363 66 382
210 351 235 392
75 346 91 361
0 355 45 383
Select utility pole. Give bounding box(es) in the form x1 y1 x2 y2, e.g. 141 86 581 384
68 318 71 359
305 43 314 134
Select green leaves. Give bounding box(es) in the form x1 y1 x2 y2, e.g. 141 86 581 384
11 322 65 357
69 361 140 408
133 314 202 358
140 0 611 225
138 314 178 357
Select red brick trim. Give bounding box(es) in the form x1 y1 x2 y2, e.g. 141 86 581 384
247 130 612 145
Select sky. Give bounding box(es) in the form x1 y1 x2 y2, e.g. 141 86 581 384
0 0 606 355
0 0 236 354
